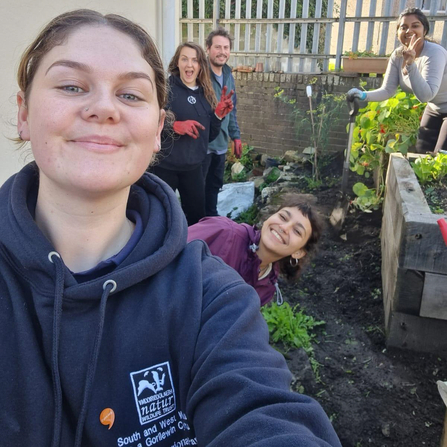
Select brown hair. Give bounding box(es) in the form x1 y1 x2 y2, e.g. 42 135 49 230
272 195 324 281
17 9 168 110
205 27 233 50
168 42 217 109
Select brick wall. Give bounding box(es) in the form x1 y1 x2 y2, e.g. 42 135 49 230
234 72 383 157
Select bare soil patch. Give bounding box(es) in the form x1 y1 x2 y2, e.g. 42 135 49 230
275 167 447 447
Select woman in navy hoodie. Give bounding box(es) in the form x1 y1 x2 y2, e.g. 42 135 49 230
0 9 341 447
151 42 233 225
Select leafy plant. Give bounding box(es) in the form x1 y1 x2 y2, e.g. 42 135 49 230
411 153 447 185
233 204 259 225
261 302 325 353
224 144 254 183
343 50 387 59
349 88 424 211
274 86 345 181
352 182 383 213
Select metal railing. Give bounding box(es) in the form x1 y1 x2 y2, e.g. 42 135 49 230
179 0 447 73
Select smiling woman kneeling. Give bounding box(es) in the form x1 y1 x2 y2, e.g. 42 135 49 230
188 195 323 306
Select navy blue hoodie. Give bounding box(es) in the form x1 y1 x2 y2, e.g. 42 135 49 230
0 163 341 447
158 75 222 171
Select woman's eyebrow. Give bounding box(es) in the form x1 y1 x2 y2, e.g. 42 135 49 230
45 59 91 75
45 60 154 88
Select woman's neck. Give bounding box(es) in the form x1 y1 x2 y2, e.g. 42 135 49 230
35 178 134 273
257 240 280 271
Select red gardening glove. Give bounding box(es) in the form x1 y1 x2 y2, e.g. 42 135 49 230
232 139 242 159
215 85 234 119
173 120 205 139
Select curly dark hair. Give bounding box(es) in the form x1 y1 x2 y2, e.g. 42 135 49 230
205 27 233 50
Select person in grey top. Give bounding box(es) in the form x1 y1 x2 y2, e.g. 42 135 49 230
348 8 447 154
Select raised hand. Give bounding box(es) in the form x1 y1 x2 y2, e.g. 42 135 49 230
215 85 234 119
402 34 422 66
173 120 205 139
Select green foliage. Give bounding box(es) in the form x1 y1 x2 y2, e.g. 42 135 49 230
261 302 325 353
233 204 259 225
423 185 446 214
224 144 254 183
351 182 383 213
343 50 387 58
264 167 281 184
351 90 424 180
411 153 447 185
274 86 345 180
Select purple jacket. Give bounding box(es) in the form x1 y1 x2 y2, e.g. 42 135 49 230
187 216 280 306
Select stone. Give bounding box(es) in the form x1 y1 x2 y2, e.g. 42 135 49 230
217 181 255 219
283 150 304 164
231 161 245 176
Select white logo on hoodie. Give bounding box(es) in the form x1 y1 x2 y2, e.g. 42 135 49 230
130 361 176 425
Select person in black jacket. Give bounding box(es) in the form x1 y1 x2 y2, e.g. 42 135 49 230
151 42 233 225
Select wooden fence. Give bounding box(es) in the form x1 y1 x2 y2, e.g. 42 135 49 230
179 0 447 73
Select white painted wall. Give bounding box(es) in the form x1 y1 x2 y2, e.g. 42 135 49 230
0 0 163 185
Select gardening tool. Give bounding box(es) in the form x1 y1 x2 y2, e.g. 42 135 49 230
329 97 361 230
438 218 447 247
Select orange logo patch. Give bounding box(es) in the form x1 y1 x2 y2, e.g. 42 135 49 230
100 408 115 430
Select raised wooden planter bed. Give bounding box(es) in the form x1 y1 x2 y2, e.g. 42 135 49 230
342 56 388 75
382 153 447 354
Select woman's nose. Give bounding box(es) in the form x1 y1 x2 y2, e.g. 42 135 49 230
83 90 120 123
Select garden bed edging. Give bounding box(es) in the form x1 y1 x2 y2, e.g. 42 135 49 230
382 153 447 354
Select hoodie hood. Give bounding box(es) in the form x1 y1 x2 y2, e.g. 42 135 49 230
0 162 187 300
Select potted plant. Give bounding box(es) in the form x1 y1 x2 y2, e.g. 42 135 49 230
342 50 389 75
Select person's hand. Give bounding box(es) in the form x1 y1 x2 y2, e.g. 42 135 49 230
173 120 205 139
346 88 367 102
402 34 422 66
233 139 242 159
215 86 234 119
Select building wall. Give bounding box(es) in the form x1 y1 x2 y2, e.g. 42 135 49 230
0 0 160 185
234 72 383 156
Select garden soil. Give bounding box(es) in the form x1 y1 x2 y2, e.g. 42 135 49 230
275 179 447 447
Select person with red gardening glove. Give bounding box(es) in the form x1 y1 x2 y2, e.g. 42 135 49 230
232 139 242 159
214 85 234 119
173 120 205 139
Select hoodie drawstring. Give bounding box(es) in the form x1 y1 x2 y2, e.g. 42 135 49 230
48 252 116 447
275 282 284 306
49 251 64 447
74 279 115 447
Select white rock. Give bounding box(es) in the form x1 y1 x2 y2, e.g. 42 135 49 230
231 162 245 176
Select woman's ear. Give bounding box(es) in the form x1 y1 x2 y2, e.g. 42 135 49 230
17 92 30 141
292 249 307 260
154 109 166 153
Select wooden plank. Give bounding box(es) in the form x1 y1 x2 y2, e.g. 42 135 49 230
199 0 205 47
299 0 310 72
187 0 194 42
352 0 363 53
420 273 447 320
393 268 424 315
255 0 262 53
288 0 298 72
401 216 447 274
378 0 393 55
335 0 347 70
310 0 323 72
387 312 447 355
234 0 241 66
322 0 334 72
265 0 274 72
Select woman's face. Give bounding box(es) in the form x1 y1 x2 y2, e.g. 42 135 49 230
260 207 312 261
17 25 165 197
177 47 200 87
398 14 426 47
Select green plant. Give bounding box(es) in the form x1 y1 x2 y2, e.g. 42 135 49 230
274 86 345 181
261 302 325 353
224 144 254 183
350 88 424 210
233 204 259 225
352 182 383 213
411 153 447 185
343 50 387 59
